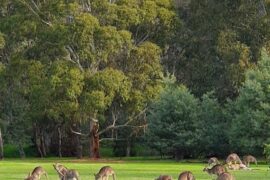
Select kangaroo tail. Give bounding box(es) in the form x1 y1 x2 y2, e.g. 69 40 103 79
224 165 229 172
44 172 48 179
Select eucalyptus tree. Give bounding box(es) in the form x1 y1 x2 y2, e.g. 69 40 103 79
0 0 166 158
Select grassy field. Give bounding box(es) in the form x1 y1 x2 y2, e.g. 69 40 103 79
0 158 269 180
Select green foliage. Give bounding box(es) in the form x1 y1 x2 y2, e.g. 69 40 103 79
229 50 270 155
147 81 199 158
170 0 270 100
81 68 131 115
196 92 230 156
0 33 5 49
1 0 270 158
264 144 270 164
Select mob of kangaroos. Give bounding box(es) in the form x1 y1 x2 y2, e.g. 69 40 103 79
23 152 259 180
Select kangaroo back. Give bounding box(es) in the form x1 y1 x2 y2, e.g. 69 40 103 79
204 164 225 176
226 153 242 164
243 155 257 166
95 166 115 180
64 169 79 180
178 171 195 180
25 166 47 180
156 175 173 180
53 163 69 179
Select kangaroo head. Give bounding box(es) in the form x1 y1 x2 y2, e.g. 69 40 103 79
94 173 102 180
203 167 208 172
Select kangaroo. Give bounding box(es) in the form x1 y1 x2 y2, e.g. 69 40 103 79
208 157 220 166
216 172 235 180
24 166 48 180
203 164 225 176
227 163 250 170
94 166 116 180
243 155 257 167
226 153 242 165
53 163 69 179
63 169 80 180
178 171 195 180
155 175 173 180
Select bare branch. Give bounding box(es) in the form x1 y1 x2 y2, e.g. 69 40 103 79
18 0 52 27
100 124 146 135
70 127 89 137
135 33 150 46
65 45 84 72
99 138 125 142
91 117 98 122
30 0 41 12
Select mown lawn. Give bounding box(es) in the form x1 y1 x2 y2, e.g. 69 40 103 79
0 158 269 179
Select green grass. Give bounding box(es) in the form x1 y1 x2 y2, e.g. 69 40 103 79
0 158 269 179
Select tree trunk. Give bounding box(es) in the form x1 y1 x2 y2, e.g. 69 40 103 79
35 126 43 157
75 133 82 159
89 120 100 158
174 149 183 161
40 131 47 157
0 128 3 160
126 139 131 157
57 127 62 158
18 144 25 158
76 144 83 159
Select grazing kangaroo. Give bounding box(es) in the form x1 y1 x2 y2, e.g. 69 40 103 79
155 175 173 180
226 153 242 165
203 164 225 176
227 163 249 170
178 171 195 180
243 155 257 167
24 166 48 180
63 169 80 180
208 157 220 166
94 166 116 180
53 163 69 179
216 172 235 180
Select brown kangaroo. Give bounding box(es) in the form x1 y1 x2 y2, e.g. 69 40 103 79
203 164 225 176
178 171 195 180
24 166 48 180
208 157 220 166
53 163 69 179
227 163 249 170
226 153 242 165
155 175 173 180
94 166 116 180
63 169 80 180
216 172 235 180
243 155 257 167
